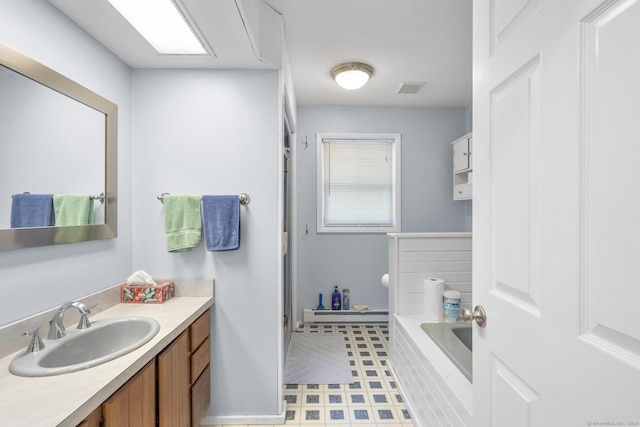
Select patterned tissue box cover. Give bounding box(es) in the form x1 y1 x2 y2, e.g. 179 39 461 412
121 281 175 304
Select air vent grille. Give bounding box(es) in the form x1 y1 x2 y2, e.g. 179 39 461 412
398 82 425 94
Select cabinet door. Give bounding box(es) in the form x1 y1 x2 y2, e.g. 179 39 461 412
453 138 470 172
102 384 129 427
158 330 191 427
76 405 102 427
128 359 156 427
103 359 155 427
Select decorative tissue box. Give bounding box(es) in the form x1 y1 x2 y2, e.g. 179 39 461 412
121 281 175 304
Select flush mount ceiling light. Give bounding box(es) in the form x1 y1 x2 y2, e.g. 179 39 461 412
331 62 374 90
107 0 208 55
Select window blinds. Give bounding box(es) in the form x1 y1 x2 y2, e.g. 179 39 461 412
322 138 395 226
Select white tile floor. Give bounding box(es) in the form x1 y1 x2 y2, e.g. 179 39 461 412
286 324 414 427
285 325 413 427
218 323 414 427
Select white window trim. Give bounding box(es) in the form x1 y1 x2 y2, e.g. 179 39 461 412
316 132 402 234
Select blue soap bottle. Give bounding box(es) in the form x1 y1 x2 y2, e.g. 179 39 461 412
331 285 342 310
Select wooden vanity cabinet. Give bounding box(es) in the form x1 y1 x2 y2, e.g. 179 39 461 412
76 308 211 427
158 308 211 427
189 309 211 427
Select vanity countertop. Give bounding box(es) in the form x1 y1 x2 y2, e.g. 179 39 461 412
0 295 213 427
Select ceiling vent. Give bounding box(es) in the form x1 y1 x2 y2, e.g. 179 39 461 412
398 82 425 94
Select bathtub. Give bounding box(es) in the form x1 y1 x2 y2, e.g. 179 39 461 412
390 314 472 427
420 321 472 382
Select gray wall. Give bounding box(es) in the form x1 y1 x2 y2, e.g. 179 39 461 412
295 106 471 322
0 0 133 326
131 69 281 418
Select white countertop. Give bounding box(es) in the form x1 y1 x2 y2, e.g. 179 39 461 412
0 296 213 427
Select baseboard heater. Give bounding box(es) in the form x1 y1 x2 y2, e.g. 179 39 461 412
303 308 388 324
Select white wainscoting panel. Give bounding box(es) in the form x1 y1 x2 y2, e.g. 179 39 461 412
388 233 472 316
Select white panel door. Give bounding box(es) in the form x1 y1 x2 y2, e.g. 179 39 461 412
473 1 640 426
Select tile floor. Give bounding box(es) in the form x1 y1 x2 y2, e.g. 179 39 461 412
217 323 413 427
281 323 413 427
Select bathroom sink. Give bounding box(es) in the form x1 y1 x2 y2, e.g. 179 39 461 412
9 316 160 377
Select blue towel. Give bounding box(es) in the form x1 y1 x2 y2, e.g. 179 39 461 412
10 194 55 228
202 195 240 251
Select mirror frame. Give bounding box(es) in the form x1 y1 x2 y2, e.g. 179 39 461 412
0 43 117 250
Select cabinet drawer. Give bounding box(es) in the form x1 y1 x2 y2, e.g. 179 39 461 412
191 364 211 427
191 336 210 383
453 183 472 200
190 309 211 352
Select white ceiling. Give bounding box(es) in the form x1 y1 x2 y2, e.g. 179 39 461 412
48 0 472 108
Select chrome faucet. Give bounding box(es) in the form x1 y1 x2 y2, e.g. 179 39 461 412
47 301 93 340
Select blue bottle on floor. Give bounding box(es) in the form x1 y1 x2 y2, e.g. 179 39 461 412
331 285 341 310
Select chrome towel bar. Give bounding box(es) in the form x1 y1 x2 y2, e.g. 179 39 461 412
157 192 250 206
13 192 105 204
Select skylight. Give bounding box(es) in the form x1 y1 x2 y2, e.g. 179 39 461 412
107 0 207 55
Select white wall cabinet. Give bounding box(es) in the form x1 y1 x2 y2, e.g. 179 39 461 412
452 133 472 200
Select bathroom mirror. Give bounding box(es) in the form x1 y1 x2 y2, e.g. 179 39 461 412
0 43 117 250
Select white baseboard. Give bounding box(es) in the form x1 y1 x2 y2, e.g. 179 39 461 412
303 308 388 324
200 402 287 425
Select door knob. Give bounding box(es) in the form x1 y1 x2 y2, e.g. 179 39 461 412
460 305 487 328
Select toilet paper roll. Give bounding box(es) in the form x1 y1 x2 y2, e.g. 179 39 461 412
381 273 389 288
424 278 444 321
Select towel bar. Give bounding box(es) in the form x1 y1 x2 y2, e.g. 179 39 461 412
157 192 250 206
13 192 105 204
91 193 105 204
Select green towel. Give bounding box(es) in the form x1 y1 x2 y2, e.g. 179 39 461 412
163 195 202 252
53 194 94 226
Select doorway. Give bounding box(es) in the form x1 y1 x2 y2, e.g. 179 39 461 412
282 103 294 355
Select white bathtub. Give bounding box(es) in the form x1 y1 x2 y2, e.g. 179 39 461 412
390 314 472 427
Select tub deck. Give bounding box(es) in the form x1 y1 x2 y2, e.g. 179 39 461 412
390 314 472 427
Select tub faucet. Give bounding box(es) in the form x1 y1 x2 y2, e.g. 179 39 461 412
47 301 93 340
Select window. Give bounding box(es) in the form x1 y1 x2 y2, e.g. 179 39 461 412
317 133 401 233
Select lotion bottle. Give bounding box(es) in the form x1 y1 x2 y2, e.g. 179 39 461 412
342 289 350 310
331 286 342 310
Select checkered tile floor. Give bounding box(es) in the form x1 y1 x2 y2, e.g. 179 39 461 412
217 324 413 427
283 324 412 426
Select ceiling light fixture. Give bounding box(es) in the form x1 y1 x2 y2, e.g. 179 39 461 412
331 62 374 90
107 0 207 55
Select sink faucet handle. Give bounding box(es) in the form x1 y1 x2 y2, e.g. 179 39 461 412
23 326 45 353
